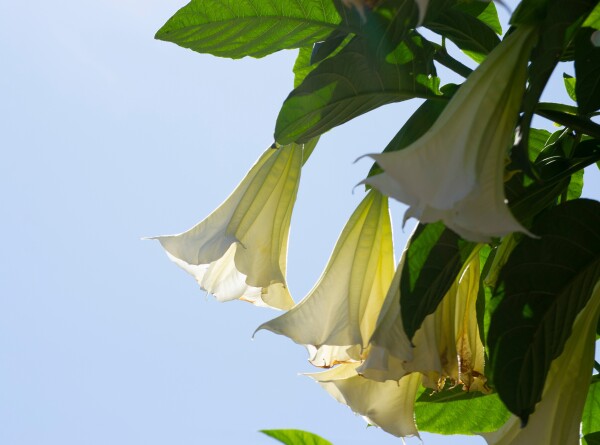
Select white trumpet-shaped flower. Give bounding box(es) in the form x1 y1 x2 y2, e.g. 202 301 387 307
359 247 487 392
483 280 600 445
363 26 537 242
307 363 423 438
152 144 304 310
256 190 395 366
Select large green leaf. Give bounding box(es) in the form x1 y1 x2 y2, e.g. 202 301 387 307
575 27 600 114
399 222 476 340
487 199 600 425
414 385 510 434
155 0 340 59
426 6 500 62
260 429 332 445
583 376 600 444
275 34 440 144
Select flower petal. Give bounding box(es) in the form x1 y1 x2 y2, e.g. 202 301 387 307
363 26 537 242
307 363 422 437
256 191 395 366
360 247 487 392
152 144 303 310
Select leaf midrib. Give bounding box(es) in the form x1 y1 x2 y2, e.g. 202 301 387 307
157 15 344 38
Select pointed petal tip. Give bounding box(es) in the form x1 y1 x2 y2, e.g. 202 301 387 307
354 153 377 165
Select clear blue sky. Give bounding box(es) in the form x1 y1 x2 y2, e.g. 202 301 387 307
1 1 598 444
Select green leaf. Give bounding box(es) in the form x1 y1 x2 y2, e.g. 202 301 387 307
399 222 476 340
487 199 600 425
535 107 600 139
155 0 340 59
513 0 596 177
275 34 440 144
510 0 549 25
455 1 502 35
563 73 577 101
414 385 510 434
582 376 600 443
575 27 600 114
426 7 500 62
583 2 600 29
260 429 332 445
293 47 314 89
528 128 552 161
566 168 584 200
585 432 600 445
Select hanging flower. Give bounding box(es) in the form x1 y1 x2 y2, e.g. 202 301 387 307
359 247 488 393
482 280 600 445
256 190 395 366
151 144 304 310
307 363 423 438
363 26 537 242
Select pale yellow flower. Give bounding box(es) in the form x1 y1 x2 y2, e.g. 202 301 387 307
152 144 304 310
363 26 537 242
483 280 600 445
307 363 423 438
256 190 395 366
359 247 487 392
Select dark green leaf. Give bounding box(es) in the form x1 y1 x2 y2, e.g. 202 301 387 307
575 27 600 114
505 175 569 225
476 244 494 352
488 199 600 425
400 222 476 340
563 73 577 102
426 7 500 62
585 432 600 445
332 0 421 57
155 0 340 59
510 0 550 25
536 101 580 115
582 376 600 443
535 106 600 138
415 385 510 434
310 29 348 65
260 429 332 445
513 0 596 177
275 35 440 144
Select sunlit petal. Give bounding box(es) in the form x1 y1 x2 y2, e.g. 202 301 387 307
307 363 422 437
152 144 304 310
257 191 395 366
360 247 487 392
363 26 537 242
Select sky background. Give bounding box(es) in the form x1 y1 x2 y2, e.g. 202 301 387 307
1 1 599 444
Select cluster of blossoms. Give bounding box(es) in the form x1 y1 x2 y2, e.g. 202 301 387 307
153 5 600 444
